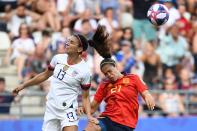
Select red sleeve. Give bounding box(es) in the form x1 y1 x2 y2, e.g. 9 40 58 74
94 82 106 103
80 84 91 90
47 64 54 71
135 75 148 93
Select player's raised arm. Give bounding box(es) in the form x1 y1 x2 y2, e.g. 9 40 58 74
12 69 53 96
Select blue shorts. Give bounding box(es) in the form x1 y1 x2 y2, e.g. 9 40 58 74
98 117 134 131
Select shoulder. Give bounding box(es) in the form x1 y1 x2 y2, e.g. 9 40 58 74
98 79 110 87
125 73 139 78
53 54 68 60
77 60 91 73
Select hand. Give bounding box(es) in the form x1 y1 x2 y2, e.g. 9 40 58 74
76 106 85 116
87 115 99 124
145 94 155 111
12 85 24 96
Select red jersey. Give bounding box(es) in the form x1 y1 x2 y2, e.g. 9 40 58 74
94 74 148 128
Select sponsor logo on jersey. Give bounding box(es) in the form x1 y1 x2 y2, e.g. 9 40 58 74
63 65 69 71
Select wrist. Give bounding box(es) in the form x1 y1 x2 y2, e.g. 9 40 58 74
20 84 25 90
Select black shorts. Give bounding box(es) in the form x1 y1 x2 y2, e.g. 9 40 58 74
98 117 134 131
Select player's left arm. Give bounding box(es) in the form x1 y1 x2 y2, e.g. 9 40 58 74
135 75 155 110
81 72 99 124
141 90 155 110
82 90 99 124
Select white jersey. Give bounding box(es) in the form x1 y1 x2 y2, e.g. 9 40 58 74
47 54 91 110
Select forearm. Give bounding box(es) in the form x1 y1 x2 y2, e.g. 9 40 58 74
82 96 92 116
141 90 151 99
141 90 155 110
21 71 51 90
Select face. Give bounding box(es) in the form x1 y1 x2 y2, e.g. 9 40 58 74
101 64 120 82
170 25 179 38
81 21 91 35
106 9 113 18
64 36 83 54
62 27 71 38
19 24 29 36
180 68 191 81
144 42 154 55
123 29 132 39
17 5 25 17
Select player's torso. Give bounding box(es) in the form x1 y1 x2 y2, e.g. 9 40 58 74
101 75 140 128
104 76 138 103
48 54 88 109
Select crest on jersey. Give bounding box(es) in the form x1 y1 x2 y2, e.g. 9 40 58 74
71 70 78 77
123 78 130 84
63 65 69 71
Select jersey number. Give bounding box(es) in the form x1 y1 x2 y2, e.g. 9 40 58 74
111 85 122 94
67 111 78 122
57 69 66 80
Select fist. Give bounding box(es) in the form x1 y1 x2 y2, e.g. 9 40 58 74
12 86 23 96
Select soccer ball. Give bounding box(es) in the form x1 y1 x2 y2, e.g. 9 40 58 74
147 3 169 26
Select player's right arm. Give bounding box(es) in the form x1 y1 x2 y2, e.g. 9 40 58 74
12 69 53 96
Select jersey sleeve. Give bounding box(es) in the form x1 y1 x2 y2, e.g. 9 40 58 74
80 72 91 90
94 83 105 103
48 55 57 71
135 75 148 93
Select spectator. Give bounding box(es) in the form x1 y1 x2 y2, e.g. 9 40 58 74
5 23 35 81
0 77 14 114
132 0 157 48
5 3 40 37
33 0 60 32
115 40 136 73
98 7 119 34
159 78 185 117
23 44 50 92
119 0 133 28
177 4 192 38
120 27 134 48
178 67 192 90
140 41 162 89
157 23 189 74
189 76 197 115
74 9 97 33
159 0 180 39
83 0 101 18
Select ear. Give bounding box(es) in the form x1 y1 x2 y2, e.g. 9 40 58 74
77 47 83 53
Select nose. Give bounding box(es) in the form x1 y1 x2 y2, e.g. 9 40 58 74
106 72 112 79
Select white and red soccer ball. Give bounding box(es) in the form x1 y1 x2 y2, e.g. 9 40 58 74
147 3 169 26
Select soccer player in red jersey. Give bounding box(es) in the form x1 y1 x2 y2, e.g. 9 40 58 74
79 26 155 131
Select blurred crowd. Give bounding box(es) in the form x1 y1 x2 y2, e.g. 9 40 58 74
0 0 197 117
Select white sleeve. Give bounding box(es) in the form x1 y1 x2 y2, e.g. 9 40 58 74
48 55 57 71
81 72 92 90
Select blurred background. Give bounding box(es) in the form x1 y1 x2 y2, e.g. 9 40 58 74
0 0 197 131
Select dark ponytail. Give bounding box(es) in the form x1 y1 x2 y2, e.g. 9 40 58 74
88 25 116 69
88 25 112 58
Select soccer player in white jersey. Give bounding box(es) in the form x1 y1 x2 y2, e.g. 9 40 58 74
12 26 107 131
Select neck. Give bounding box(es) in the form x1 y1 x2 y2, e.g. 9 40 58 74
67 54 82 65
21 35 28 39
117 72 124 79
